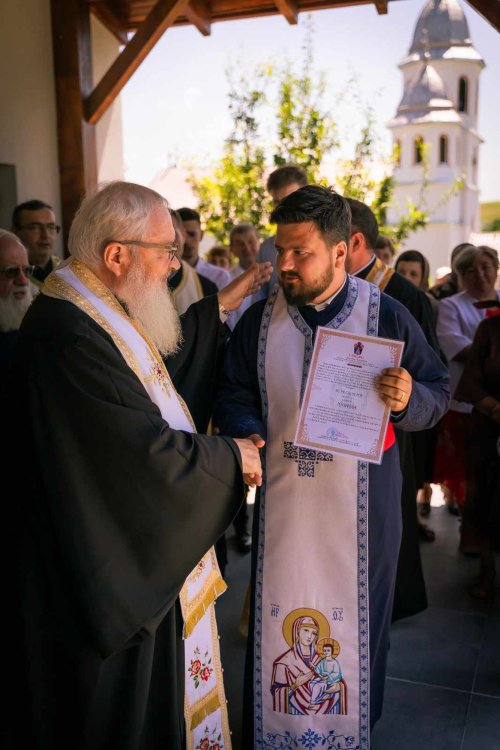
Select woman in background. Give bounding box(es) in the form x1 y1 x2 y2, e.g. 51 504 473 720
455 311 500 598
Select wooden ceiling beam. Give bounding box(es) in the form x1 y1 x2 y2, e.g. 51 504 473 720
465 0 500 32
85 0 191 124
274 0 298 25
373 0 388 13
90 1 129 44
185 0 211 35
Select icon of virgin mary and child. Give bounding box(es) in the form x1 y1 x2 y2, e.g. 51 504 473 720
271 608 347 715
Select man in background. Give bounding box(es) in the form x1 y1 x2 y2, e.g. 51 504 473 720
227 223 261 330
168 208 218 315
12 199 61 286
177 207 231 289
346 197 441 622
0 229 34 385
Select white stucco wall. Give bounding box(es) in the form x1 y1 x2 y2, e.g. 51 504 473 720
0 1 124 253
91 17 125 185
0 0 62 253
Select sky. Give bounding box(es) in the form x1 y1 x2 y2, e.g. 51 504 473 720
121 0 500 204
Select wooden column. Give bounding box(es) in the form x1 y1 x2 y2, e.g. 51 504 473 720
51 0 97 252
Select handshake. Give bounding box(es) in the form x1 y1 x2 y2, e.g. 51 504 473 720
234 433 265 488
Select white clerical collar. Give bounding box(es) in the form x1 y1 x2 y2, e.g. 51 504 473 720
306 276 348 311
355 255 376 276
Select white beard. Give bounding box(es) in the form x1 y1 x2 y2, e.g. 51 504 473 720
118 261 183 357
0 285 33 332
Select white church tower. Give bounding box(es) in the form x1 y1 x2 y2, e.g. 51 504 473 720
387 0 484 275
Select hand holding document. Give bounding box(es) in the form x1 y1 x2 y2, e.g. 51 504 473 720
294 327 404 464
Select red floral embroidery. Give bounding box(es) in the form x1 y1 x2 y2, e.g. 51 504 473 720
189 659 201 677
195 728 223 750
189 647 213 688
200 666 212 682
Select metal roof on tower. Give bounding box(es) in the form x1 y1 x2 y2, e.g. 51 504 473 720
401 0 484 64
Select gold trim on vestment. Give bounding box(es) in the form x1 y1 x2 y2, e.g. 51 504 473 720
365 256 394 292
181 574 228 638
45 257 230 747
43 273 143 382
184 606 232 750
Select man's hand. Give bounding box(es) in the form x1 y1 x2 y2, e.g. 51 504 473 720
234 435 265 487
374 367 413 413
218 262 273 312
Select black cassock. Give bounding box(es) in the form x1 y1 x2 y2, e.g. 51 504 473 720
3 293 243 750
357 259 442 621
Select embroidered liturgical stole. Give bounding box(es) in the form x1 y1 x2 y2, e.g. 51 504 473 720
254 277 379 750
172 260 205 315
365 257 394 292
44 258 231 750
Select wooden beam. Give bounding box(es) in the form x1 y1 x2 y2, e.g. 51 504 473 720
85 0 191 124
185 0 211 36
90 2 129 45
274 0 298 25
51 0 98 252
465 0 500 32
373 0 388 13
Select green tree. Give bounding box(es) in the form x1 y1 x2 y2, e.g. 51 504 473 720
190 21 460 247
272 23 337 182
190 68 272 243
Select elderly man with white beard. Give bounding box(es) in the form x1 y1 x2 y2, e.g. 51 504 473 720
0 229 34 382
4 181 270 750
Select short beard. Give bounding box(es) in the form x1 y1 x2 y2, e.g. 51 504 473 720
281 263 335 307
0 285 33 332
117 259 183 357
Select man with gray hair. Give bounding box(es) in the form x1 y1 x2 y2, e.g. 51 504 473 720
4 181 270 750
0 230 34 383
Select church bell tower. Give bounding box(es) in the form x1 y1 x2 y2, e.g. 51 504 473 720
387 0 485 275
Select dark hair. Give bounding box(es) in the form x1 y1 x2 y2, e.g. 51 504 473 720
395 249 430 291
270 185 351 246
266 164 308 193
12 199 53 228
450 242 474 264
177 207 201 224
346 198 379 250
374 234 395 257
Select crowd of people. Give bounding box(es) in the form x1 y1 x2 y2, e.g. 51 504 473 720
1 165 498 750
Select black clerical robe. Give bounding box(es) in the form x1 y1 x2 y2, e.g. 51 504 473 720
213 278 449 740
4 293 244 750
357 257 441 621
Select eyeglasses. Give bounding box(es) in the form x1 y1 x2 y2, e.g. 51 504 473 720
0 265 36 280
16 223 61 234
113 240 179 262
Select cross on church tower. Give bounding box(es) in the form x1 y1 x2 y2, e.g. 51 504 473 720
283 441 333 477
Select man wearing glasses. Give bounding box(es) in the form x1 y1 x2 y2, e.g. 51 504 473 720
4 181 271 750
12 199 62 286
0 229 34 382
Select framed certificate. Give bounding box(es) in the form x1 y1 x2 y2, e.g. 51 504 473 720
294 327 404 464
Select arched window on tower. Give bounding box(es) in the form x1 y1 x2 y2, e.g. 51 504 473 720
394 139 401 166
458 77 468 113
439 135 448 164
414 136 424 164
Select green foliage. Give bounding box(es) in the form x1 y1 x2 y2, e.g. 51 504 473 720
189 68 272 243
189 19 461 247
272 22 337 182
